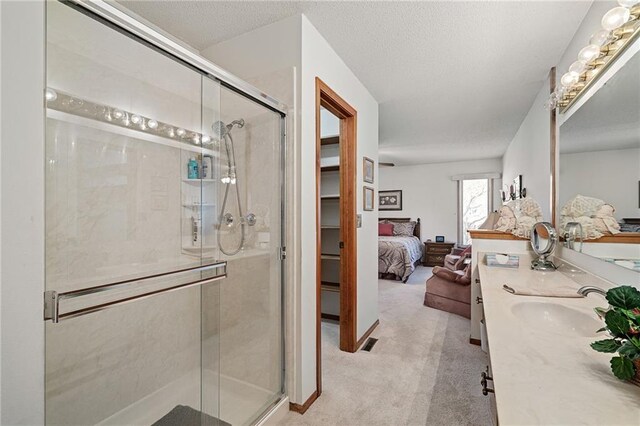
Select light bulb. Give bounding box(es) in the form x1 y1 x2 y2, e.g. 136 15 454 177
561 71 579 87
568 60 587 75
221 176 231 184
578 44 601 63
147 119 158 129
176 128 186 137
201 135 211 144
113 109 124 120
193 135 201 144
230 177 236 185
590 29 611 47
602 7 630 31
618 0 639 8
167 128 175 137
45 88 57 102
130 114 141 124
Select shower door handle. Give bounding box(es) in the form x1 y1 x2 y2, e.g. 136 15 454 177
44 262 227 323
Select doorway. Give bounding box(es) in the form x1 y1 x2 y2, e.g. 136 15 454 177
315 78 357 397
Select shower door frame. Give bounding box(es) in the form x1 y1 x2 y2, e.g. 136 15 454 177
48 0 288 423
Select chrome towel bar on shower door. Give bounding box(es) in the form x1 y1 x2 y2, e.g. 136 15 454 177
44 262 227 323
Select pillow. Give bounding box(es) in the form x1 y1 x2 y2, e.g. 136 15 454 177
378 223 394 236
392 221 416 237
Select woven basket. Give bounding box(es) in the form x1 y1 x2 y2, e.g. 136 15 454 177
631 359 640 387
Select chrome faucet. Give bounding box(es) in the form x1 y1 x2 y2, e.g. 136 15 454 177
577 286 607 297
563 222 583 252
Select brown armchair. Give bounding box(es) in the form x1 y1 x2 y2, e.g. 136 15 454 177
423 263 471 319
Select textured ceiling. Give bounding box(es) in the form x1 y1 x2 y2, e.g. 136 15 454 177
118 0 593 165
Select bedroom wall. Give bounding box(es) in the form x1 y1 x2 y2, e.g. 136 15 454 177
202 14 380 405
378 158 502 244
559 148 640 220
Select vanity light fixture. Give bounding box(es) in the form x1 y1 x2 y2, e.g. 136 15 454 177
44 87 216 148
547 1 640 111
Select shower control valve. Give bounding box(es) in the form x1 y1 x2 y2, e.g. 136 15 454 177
245 213 257 226
222 213 234 226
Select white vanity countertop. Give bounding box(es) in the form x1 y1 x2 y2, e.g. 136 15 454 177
478 253 640 425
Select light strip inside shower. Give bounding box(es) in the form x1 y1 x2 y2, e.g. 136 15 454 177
45 87 217 148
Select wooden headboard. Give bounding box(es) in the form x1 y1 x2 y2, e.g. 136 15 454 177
379 217 421 241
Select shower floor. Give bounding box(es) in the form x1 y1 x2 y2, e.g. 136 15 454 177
97 369 280 426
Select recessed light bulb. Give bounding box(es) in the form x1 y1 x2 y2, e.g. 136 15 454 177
590 29 611 47
578 44 600 63
176 128 186 137
602 7 631 31
147 119 158 129
561 71 579 87
130 114 141 124
568 60 587 75
113 109 124 120
201 135 211 144
45 88 57 102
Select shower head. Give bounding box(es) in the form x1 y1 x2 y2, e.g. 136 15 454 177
212 119 245 138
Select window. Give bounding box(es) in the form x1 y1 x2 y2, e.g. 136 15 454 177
453 172 499 245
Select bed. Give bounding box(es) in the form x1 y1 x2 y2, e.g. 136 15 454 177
378 218 424 283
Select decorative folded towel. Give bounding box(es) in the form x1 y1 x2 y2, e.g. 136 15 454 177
502 284 583 298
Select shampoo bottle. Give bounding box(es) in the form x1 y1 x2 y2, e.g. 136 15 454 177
188 157 199 179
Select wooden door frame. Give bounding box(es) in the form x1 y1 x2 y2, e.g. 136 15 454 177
315 78 358 397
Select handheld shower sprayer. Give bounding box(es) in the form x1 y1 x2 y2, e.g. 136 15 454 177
214 118 250 256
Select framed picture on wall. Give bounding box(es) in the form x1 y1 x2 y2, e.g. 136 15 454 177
379 190 402 211
363 157 374 183
363 186 374 211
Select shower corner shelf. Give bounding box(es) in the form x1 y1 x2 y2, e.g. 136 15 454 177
183 178 216 183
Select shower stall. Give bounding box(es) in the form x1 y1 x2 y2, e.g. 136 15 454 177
43 1 285 425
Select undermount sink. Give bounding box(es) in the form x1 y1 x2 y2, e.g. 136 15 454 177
510 302 602 337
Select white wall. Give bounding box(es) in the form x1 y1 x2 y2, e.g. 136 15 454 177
300 13 379 345
501 0 640 286
502 80 552 221
203 14 380 405
560 148 640 220
0 1 46 424
379 158 502 243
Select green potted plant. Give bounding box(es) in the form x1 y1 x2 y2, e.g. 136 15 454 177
590 285 640 385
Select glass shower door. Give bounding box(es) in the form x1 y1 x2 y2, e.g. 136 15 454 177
45 2 285 425
208 87 285 426
45 2 223 424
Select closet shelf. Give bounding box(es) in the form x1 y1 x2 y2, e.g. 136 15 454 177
321 225 340 229
320 253 340 260
321 284 340 293
321 194 340 200
321 135 339 146
321 165 339 172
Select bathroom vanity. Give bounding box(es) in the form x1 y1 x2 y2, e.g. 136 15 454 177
478 251 640 425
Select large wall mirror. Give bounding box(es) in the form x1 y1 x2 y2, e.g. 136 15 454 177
558 40 639 273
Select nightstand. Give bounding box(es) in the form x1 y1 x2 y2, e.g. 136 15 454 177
423 242 455 267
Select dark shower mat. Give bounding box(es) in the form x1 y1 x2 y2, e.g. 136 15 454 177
152 405 232 426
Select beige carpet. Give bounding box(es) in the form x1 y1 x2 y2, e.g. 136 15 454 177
279 266 492 426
